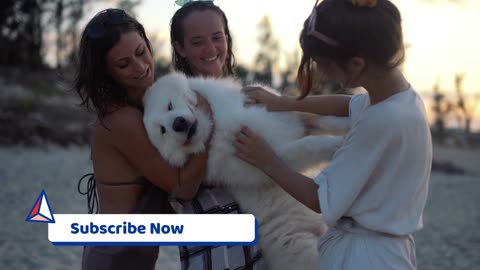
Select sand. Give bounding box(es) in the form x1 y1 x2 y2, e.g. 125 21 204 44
0 144 478 269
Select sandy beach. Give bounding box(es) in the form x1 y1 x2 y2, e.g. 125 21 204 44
0 143 478 270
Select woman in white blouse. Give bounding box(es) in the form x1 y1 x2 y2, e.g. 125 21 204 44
233 0 432 269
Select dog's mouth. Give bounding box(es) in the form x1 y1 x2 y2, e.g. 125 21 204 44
183 121 198 146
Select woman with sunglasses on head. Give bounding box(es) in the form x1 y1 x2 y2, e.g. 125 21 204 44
74 8 214 270
169 2 265 270
234 0 432 269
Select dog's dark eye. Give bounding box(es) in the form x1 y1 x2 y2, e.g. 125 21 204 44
161 126 166 134
168 102 173 111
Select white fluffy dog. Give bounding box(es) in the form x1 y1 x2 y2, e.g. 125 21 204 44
143 72 343 270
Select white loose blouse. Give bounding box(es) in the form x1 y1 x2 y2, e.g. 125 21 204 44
315 88 432 236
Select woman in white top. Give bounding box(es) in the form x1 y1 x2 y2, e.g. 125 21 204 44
233 0 432 269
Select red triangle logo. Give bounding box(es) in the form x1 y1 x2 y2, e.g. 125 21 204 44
25 190 55 223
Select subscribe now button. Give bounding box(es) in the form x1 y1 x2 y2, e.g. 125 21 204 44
48 214 257 246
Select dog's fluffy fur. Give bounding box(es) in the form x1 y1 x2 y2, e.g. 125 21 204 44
143 72 343 270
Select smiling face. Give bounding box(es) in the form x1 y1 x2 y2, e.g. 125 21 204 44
106 31 154 101
173 10 228 78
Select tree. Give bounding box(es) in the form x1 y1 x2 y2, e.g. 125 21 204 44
0 0 91 69
431 82 453 138
0 0 140 69
0 0 45 69
253 16 279 86
53 0 86 69
454 73 479 134
278 49 299 92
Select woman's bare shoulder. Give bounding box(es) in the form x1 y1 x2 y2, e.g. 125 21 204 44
91 106 181 194
101 106 143 128
92 106 147 146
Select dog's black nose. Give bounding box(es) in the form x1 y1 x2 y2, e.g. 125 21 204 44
172 117 189 132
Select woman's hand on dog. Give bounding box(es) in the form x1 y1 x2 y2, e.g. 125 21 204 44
242 86 289 112
233 126 282 175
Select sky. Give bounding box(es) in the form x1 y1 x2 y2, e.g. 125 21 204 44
81 0 480 130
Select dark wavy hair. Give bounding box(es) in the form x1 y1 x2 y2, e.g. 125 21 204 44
73 8 153 119
170 1 236 77
297 0 405 98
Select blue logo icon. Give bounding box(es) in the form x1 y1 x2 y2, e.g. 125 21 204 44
26 190 55 223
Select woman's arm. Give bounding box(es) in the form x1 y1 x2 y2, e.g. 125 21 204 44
234 127 320 212
283 95 351 117
262 157 321 213
235 115 388 224
243 86 351 117
106 106 208 201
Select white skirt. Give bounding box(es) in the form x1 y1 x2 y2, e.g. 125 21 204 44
317 218 417 270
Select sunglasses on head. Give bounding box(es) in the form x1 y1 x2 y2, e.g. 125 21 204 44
174 0 214 7
86 8 127 39
307 0 340 47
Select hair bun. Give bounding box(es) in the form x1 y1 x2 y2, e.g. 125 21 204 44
351 0 377 8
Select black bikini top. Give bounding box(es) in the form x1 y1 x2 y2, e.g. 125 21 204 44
77 173 174 215
77 173 149 214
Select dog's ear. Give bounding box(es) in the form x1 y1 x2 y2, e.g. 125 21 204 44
184 88 197 107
